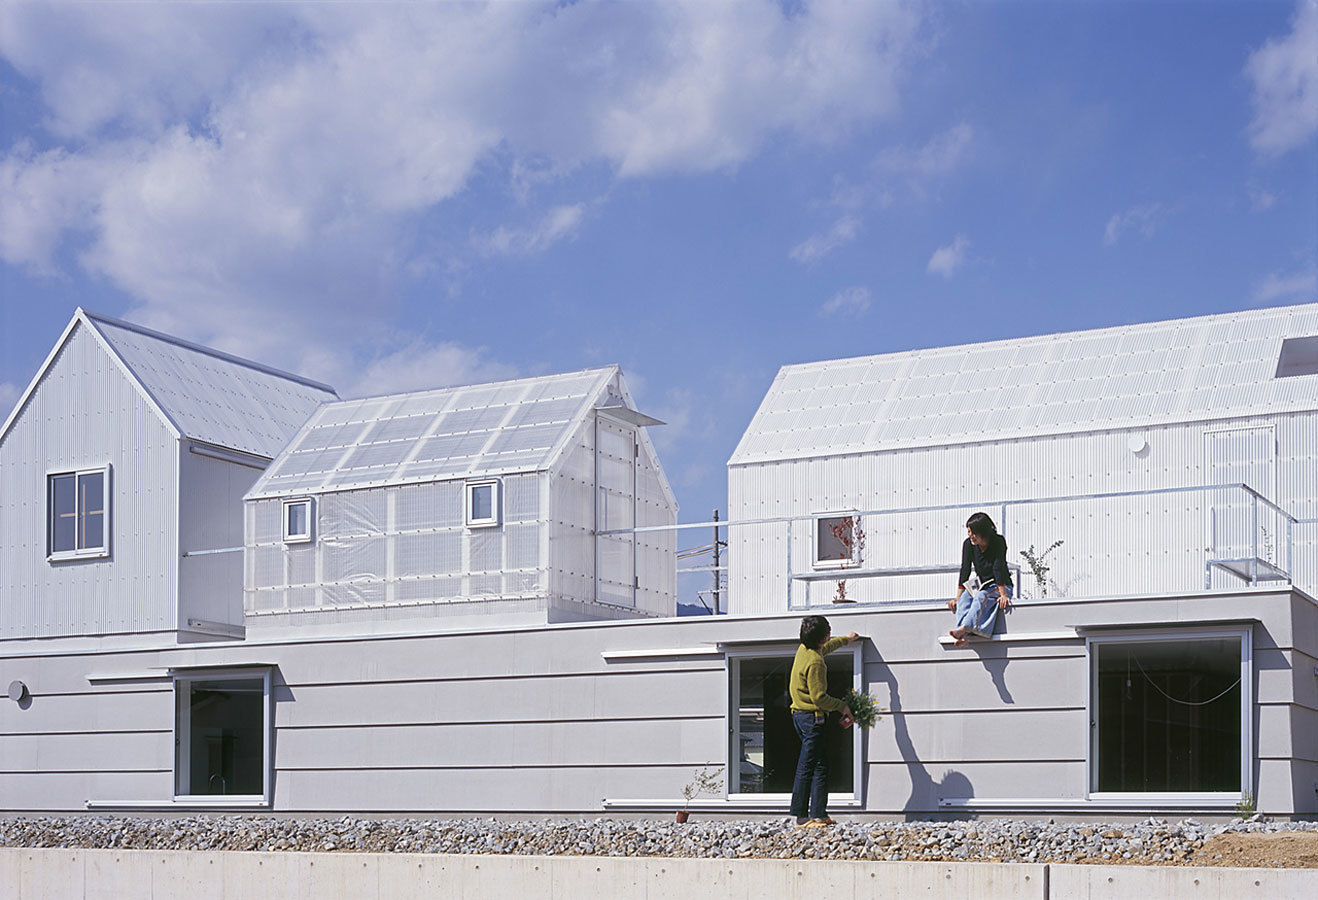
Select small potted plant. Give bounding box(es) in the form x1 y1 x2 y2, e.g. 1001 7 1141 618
842 689 884 729
676 765 723 823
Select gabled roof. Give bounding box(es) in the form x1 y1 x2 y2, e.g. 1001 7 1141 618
0 309 338 459
729 302 1318 467
247 366 665 499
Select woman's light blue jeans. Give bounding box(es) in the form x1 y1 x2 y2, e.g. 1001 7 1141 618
953 585 1013 636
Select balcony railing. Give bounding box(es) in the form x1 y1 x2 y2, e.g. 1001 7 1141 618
600 483 1308 612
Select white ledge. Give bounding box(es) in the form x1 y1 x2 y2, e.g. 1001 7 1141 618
602 797 862 811
937 629 1079 647
601 647 723 661
940 796 1240 810
85 799 272 810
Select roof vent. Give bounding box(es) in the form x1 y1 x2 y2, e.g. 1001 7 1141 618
1276 336 1318 378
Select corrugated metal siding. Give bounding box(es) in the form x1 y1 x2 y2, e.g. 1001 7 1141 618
1 589 1310 814
87 314 335 459
0 324 178 637
729 413 1318 615
731 303 1318 466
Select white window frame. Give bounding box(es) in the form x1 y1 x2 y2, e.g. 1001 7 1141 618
46 464 111 561
811 510 860 570
281 497 314 543
173 668 273 806
724 643 864 807
1085 626 1252 806
466 479 501 528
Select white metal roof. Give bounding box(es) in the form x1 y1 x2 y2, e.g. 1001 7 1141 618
0 309 337 459
83 311 338 458
248 366 642 498
730 302 1318 467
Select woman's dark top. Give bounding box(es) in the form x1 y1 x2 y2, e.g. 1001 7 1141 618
958 534 1012 590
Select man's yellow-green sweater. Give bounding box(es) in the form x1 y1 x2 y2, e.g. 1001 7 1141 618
789 636 849 714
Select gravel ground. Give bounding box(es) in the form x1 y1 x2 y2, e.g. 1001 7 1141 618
3 815 1317 866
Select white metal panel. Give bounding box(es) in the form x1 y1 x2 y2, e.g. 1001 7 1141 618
730 303 1318 467
728 411 1318 615
0 323 180 637
85 312 336 459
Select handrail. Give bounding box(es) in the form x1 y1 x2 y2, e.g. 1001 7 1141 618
597 482 1299 536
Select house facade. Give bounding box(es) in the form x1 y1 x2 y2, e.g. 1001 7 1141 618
1 305 1315 819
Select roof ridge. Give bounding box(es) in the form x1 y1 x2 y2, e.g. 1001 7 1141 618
775 301 1318 373
79 308 337 394
331 365 619 406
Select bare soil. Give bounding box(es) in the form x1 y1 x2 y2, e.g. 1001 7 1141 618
1188 832 1318 868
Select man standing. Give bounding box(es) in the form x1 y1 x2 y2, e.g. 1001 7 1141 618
789 615 858 827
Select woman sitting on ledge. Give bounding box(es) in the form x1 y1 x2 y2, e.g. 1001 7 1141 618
946 511 1013 647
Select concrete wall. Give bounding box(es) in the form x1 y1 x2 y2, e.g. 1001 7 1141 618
1 589 1312 817
0 322 179 639
2 850 1313 900
728 412 1318 615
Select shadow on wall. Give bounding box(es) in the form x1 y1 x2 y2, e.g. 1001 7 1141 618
873 662 977 821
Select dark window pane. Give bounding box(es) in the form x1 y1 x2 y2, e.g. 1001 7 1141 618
50 474 76 552
471 485 494 521
78 472 104 550
286 501 308 538
816 516 853 562
733 655 853 795
184 678 265 796
1095 638 1241 792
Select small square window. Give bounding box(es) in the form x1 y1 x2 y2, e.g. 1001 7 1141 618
466 480 500 528
813 513 861 569
47 466 110 560
282 498 313 543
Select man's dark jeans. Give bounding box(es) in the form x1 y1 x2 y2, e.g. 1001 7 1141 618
790 710 829 821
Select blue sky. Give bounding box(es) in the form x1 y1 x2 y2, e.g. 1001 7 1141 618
1 0 1315 530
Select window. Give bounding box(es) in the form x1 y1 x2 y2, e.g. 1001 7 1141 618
1275 335 1318 378
282 498 313 543
466 480 500 528
175 670 271 802
1088 630 1250 800
813 512 860 569
728 648 860 801
47 466 109 559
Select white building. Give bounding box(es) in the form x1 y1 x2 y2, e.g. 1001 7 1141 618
242 367 677 634
727 305 1318 611
1 304 1315 818
0 309 336 643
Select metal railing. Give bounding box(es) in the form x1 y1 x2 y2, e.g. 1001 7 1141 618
601 483 1305 612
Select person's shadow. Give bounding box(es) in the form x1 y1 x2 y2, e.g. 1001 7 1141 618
876 663 977 820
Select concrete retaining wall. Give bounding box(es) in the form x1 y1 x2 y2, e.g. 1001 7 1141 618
0 849 1311 899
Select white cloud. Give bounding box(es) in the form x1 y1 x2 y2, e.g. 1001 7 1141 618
926 235 969 278
1248 181 1278 212
1245 1 1318 156
790 215 860 263
1252 268 1317 304
342 339 519 400
0 0 923 360
473 204 585 258
874 123 974 176
1103 203 1167 246
820 286 871 316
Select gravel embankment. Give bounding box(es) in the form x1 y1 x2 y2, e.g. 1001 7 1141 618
3 815 1317 865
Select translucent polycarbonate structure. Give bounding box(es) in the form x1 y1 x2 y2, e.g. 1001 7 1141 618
727 304 1318 614
244 367 676 628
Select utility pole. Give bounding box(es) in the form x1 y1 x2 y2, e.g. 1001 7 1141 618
712 508 721 615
